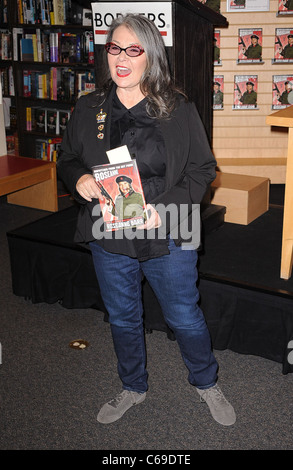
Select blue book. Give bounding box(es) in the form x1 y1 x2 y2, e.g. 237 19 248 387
21 38 34 61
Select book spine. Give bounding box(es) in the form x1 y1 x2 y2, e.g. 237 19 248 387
88 32 94 64
13 28 23 61
32 33 38 61
26 106 32 131
36 28 42 61
17 0 24 24
8 66 15 96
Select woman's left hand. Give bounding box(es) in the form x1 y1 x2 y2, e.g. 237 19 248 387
137 204 162 230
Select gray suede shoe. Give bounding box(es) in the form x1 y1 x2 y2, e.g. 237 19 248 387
196 384 236 426
97 390 146 424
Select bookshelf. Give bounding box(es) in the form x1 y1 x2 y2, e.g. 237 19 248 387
0 0 95 160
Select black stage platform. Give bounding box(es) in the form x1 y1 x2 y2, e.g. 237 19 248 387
6 192 293 374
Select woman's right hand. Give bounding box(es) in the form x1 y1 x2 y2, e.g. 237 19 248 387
76 174 102 202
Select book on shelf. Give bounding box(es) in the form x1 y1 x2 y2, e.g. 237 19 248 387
82 8 92 26
35 136 62 161
77 69 95 98
58 109 70 135
46 108 58 134
34 107 46 132
0 29 12 60
13 28 24 61
26 105 72 134
17 0 83 25
52 0 65 25
6 131 19 156
20 37 34 61
92 155 147 232
0 66 14 96
0 0 8 23
14 29 95 64
22 66 95 101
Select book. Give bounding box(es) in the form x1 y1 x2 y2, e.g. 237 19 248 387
35 107 46 132
77 69 95 98
53 0 65 25
58 109 70 135
60 33 77 63
46 108 58 134
92 159 147 232
20 37 34 61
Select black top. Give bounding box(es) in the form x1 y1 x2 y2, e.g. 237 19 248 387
94 92 170 259
111 93 166 203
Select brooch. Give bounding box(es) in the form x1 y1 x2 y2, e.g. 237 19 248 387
96 109 107 123
96 109 107 140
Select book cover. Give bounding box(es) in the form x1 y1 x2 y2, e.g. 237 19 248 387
35 107 46 132
233 75 258 109
20 37 34 61
272 75 293 109
53 0 65 24
213 30 221 66
60 33 77 63
213 75 224 110
274 28 293 62
238 28 262 63
46 108 57 134
92 159 147 232
58 109 70 135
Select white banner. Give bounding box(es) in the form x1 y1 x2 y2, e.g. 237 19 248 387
91 2 173 47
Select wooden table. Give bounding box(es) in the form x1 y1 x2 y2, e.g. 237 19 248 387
266 106 293 279
0 154 58 212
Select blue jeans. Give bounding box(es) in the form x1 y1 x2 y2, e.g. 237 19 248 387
90 238 218 393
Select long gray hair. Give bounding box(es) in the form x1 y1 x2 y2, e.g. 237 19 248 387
97 13 185 118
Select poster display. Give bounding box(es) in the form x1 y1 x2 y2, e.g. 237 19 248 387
233 75 258 109
213 76 224 109
238 28 263 63
214 30 222 66
278 0 293 15
227 0 269 11
273 28 293 62
272 75 293 109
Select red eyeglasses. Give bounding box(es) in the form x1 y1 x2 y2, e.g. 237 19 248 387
105 42 145 57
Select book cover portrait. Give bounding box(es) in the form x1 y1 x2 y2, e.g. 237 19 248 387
92 160 147 232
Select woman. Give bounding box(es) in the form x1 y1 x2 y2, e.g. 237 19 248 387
57 14 236 427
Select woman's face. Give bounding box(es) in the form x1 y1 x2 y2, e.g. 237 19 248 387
107 25 147 95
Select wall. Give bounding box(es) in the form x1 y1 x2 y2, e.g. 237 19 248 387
213 0 292 183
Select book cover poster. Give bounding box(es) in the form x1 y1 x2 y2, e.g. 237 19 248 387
278 0 293 15
272 75 293 109
228 0 269 11
213 76 224 109
214 31 221 65
198 0 221 13
92 159 147 232
59 110 71 135
233 75 258 109
274 28 293 62
228 0 246 10
47 109 58 134
35 108 46 132
238 29 263 63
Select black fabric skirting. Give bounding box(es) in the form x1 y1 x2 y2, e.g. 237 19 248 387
7 203 293 374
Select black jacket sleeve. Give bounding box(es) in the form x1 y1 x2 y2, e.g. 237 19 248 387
57 96 94 205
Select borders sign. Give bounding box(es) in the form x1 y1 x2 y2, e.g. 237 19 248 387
91 2 173 47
